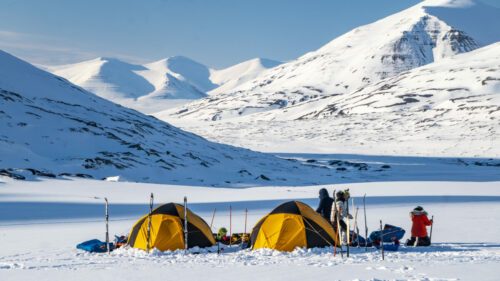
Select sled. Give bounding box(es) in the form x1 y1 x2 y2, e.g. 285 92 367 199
369 224 405 243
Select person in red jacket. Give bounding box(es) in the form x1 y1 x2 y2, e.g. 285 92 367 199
405 206 433 246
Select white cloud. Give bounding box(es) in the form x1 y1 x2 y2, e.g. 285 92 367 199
0 29 146 65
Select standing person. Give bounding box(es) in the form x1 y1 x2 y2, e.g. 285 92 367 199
405 206 433 246
316 188 334 221
331 190 352 242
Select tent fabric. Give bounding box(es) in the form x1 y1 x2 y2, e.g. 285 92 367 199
251 201 339 251
128 203 215 251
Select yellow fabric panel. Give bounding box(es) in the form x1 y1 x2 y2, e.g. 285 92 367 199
296 201 339 246
252 213 307 251
132 214 185 251
174 205 216 245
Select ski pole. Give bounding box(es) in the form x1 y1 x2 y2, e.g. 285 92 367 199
333 190 343 258
184 196 188 252
210 208 216 230
229 205 232 247
380 220 384 260
354 206 360 248
363 194 368 251
146 193 154 252
346 191 350 258
105 197 110 254
244 208 248 234
331 190 337 257
429 215 434 244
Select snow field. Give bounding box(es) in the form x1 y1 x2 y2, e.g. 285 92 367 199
1 178 500 280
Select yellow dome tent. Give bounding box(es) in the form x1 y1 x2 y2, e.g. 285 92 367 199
128 203 215 251
250 201 339 251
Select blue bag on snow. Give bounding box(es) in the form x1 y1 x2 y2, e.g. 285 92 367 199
76 239 114 253
369 224 405 243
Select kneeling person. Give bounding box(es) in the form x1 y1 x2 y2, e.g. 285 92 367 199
406 206 433 246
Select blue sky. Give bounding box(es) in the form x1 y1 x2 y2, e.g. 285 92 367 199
0 0 498 68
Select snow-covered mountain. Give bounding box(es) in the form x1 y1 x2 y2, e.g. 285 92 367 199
283 42 500 121
47 57 280 114
0 50 332 185
209 58 282 95
169 0 499 121
48 56 215 101
160 43 500 157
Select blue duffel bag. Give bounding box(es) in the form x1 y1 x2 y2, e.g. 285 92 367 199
76 239 114 253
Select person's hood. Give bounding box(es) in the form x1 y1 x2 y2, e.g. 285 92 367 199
319 188 329 199
412 210 428 216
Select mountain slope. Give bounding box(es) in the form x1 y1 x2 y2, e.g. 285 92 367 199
49 56 212 101
209 58 282 95
48 56 280 114
159 43 500 157
170 0 499 121
0 50 333 186
285 42 500 121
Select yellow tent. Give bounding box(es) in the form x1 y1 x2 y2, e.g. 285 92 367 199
128 203 215 251
251 201 339 251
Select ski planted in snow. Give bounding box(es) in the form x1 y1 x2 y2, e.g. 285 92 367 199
210 208 216 230
354 205 360 247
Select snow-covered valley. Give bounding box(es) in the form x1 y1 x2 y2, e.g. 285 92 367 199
1 177 500 281
1 0 499 280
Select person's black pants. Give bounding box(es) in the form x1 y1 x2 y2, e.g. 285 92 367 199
333 219 347 232
405 236 431 246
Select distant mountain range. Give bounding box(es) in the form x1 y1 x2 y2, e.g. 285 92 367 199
0 50 331 185
46 56 281 114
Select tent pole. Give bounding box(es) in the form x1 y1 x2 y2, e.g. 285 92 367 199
363 194 368 252
380 220 384 260
105 197 110 254
184 196 188 252
146 193 154 252
229 205 232 247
